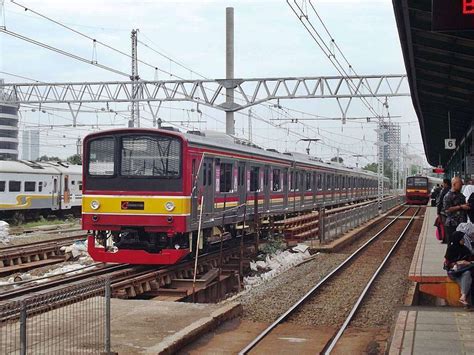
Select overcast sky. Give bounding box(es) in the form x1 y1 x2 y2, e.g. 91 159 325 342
0 0 427 167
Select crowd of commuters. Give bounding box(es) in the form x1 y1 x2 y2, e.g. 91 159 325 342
436 177 474 309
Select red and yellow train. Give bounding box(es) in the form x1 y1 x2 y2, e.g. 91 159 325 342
405 175 441 205
82 128 389 265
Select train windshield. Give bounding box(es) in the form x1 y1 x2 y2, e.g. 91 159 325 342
120 135 181 178
407 177 427 187
88 137 115 176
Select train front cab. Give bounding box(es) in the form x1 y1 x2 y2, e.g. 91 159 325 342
82 129 191 264
406 176 429 205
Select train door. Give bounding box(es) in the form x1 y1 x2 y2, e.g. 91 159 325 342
201 158 214 216
319 172 325 205
63 175 71 209
312 172 317 205
191 157 199 221
51 175 59 210
329 173 335 203
263 166 270 212
300 171 305 209
237 162 246 208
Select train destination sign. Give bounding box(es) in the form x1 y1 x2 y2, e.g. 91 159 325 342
432 0 474 31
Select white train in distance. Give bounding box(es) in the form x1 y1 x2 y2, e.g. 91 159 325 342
0 160 82 223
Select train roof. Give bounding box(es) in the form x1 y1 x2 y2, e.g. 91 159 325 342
182 130 385 180
84 128 388 181
0 160 82 175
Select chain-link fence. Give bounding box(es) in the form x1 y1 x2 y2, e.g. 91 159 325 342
0 278 111 354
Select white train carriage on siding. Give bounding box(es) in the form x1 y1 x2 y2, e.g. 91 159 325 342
0 160 82 221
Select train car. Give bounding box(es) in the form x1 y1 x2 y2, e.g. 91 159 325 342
83 128 389 265
405 175 431 205
0 160 82 223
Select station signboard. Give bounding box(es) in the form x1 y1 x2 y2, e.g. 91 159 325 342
432 0 474 31
445 138 456 150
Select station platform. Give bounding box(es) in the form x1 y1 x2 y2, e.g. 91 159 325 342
389 308 474 355
408 206 460 305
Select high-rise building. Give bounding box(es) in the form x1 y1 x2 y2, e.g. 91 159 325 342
21 129 40 161
382 122 401 189
0 103 19 160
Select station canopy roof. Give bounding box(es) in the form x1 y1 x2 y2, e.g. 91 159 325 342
393 0 474 166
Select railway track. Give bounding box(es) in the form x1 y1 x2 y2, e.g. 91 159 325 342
0 233 87 276
239 206 420 354
0 241 255 303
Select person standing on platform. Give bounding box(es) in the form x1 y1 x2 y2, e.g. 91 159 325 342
437 178 451 243
463 184 474 223
443 177 470 244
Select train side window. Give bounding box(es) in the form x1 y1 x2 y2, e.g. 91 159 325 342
283 170 288 188
250 167 260 192
272 169 281 191
299 172 303 191
306 172 312 191
219 162 233 193
317 174 322 190
0 181 5 192
203 163 207 186
25 181 36 192
38 182 43 192
9 181 21 192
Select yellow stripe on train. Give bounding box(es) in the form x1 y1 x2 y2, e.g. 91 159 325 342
0 195 51 209
82 195 191 215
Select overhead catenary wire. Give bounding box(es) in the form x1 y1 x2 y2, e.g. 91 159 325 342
3 3 385 163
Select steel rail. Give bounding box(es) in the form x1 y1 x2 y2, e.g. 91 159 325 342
322 207 420 354
0 263 131 301
0 233 87 252
238 206 411 355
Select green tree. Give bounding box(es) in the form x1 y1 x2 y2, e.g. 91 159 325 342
362 162 378 173
37 155 61 162
362 162 393 180
67 154 82 165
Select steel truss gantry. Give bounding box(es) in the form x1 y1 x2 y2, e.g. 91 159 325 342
0 74 409 126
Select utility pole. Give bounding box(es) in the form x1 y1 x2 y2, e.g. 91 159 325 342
375 119 387 210
225 7 235 135
76 137 82 156
248 108 252 142
130 29 140 128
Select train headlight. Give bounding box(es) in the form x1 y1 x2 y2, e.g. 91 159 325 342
165 201 175 212
90 200 100 210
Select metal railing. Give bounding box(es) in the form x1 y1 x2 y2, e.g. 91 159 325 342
319 195 405 243
0 278 111 354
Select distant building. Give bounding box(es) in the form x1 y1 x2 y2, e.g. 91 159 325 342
21 129 40 161
0 103 19 160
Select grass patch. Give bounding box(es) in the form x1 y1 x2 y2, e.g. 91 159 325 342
20 216 77 228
